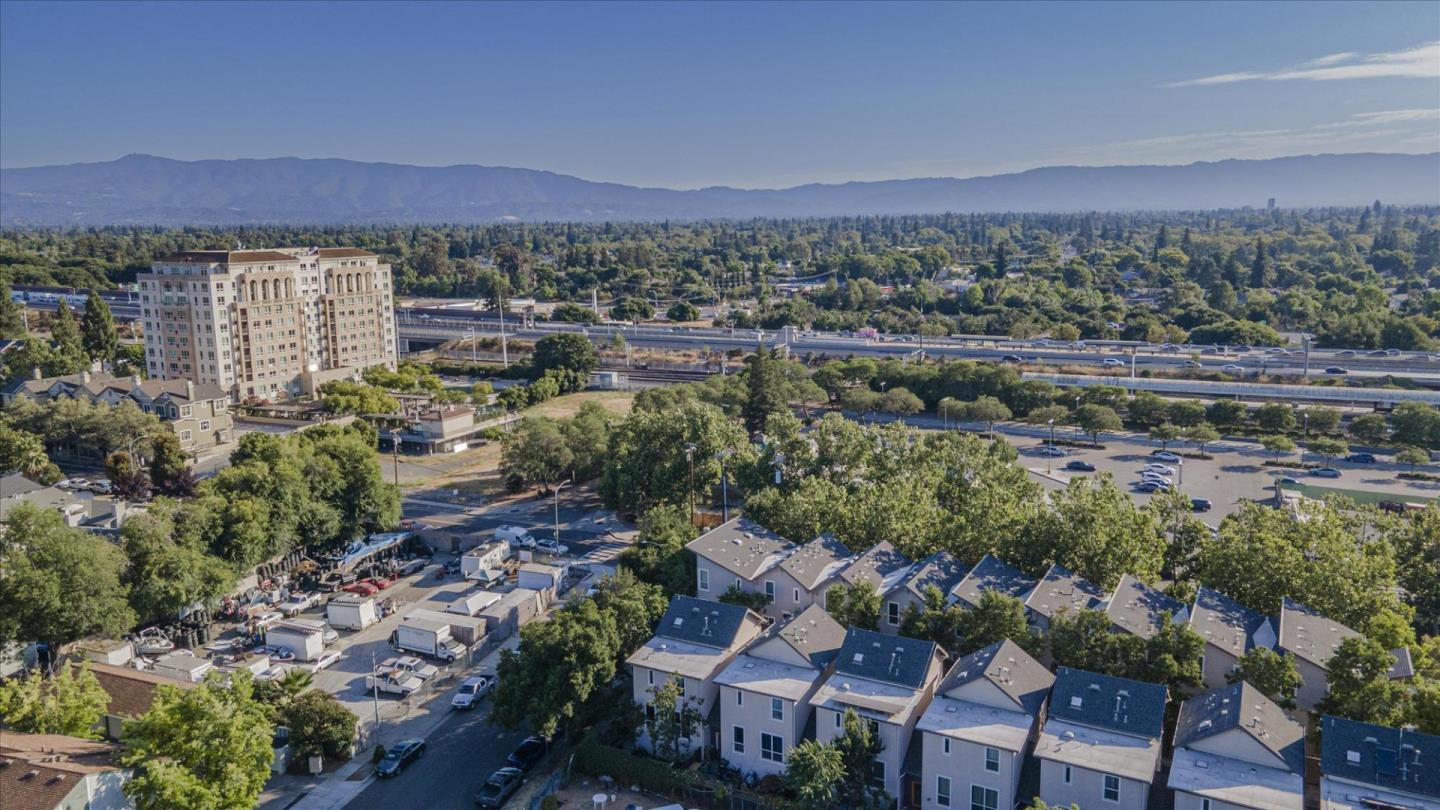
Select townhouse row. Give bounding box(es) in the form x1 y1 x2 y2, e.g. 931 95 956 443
688 518 1416 712
627 594 1439 810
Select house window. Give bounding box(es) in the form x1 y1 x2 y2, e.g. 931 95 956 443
869 760 885 788
734 578 741 590
765 580 775 600
937 776 951 807
698 568 709 592
648 671 654 685
1063 766 1072 784
1201 800 1211 810
1103 774 1120 802
736 691 743 706
761 733 784 763
771 698 784 721
984 747 999 772
180 430 192 441
732 726 745 755
834 712 842 729
970 785 998 810
676 677 685 692
200 420 211 431
887 602 900 626
943 738 951 755
793 588 800 603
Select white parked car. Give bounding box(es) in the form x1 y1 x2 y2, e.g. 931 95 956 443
495 525 537 549
1038 446 1067 457
451 675 495 710
306 650 342 673
1143 464 1176 475
1140 473 1173 485
533 538 569 556
1151 450 1182 462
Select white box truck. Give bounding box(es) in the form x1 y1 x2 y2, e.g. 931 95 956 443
326 594 378 631
264 621 326 662
393 617 465 662
407 608 487 646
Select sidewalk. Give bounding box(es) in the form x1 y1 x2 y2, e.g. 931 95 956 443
259 637 519 810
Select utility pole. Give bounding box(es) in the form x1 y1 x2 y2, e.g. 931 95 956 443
684 444 697 523
716 449 732 522
554 479 572 545
591 288 599 317
390 430 400 487
498 298 509 368
370 651 383 744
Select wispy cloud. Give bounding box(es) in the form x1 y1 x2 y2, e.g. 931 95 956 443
1167 41 1440 86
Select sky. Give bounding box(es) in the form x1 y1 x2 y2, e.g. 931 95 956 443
1 0 1437 188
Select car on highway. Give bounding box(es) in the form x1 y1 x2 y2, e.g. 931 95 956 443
1366 349 1390 358
305 650 342 673
1038 446 1067 457
1103 358 1125 367
1323 366 1348 374
1143 464 1176 475
473 767 524 808
1220 364 1246 374
1001 354 1023 363
1232 345 1251 353
278 591 323 617
1386 348 1401 356
1190 498 1212 512
1064 460 1096 472
376 739 426 777
1182 359 1203 367
1310 467 1342 478
1346 452 1376 464
452 675 495 710
1151 450 1182 462
1334 350 1356 358
507 736 549 772
1133 481 1170 493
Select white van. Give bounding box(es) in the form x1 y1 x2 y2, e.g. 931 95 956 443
494 525 537 550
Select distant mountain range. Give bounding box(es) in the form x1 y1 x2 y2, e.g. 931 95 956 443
1 152 1436 226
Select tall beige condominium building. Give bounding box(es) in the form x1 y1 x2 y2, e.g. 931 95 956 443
138 247 397 400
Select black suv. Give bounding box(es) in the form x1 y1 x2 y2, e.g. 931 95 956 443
506 736 549 771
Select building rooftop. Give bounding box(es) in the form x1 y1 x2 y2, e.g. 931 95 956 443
936 639 1054 717
810 667 932 725
159 250 299 264
314 247 378 259
834 627 939 690
949 554 1035 609
627 636 742 682
1277 597 1358 669
1105 573 1186 640
917 692 1037 754
714 654 823 703
685 517 793 581
769 604 846 670
1023 563 1106 621
1188 585 1271 658
1035 716 1164 784
0 473 46 499
1173 682 1305 774
895 551 969 603
777 533 854 591
1320 715 1440 800
655 596 754 650
1167 748 1304 810
3 369 226 404
835 541 914 593
1048 667 1168 740
86 661 196 718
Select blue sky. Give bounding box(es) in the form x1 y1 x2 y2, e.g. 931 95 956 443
1 0 1436 187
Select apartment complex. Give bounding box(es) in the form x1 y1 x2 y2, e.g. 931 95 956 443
138 247 397 400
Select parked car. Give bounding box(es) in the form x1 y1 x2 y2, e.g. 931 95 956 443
319 571 358 593
1133 481 1170 493
1151 450 1182 462
279 591 323 617
1323 366 1349 374
375 739 426 777
1311 467 1342 478
1276 476 1300 485
1345 453 1376 464
305 650 342 673
1140 473 1172 485
452 675 495 710
473 767 524 808
395 558 429 576
343 581 380 597
533 538 568 556
261 646 295 663
1038 446 1067 457
367 576 394 591
507 736 549 771
495 525 537 549
1143 464 1176 475
1064 460 1096 472
1190 498 1213 512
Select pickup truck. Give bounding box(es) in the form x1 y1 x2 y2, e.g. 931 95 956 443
382 656 440 682
366 668 424 697
278 591 323 617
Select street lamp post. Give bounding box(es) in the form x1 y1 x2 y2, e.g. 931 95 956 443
1047 419 1055 474
389 429 401 488
553 478 572 545
716 449 732 522
1074 395 1082 441
683 443 697 523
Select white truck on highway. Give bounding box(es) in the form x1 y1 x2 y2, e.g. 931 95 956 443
392 618 466 663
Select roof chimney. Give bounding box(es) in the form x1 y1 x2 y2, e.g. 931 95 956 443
186 380 194 399
131 376 142 387
81 370 90 383
32 367 42 380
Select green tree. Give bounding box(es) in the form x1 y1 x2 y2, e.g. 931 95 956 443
120 499 235 624
148 431 195 497
1302 406 1342 435
1308 436 1348 466
121 672 275 810
283 690 357 760
643 677 706 762
1393 508 1440 634
491 599 621 739
609 297 653 322
1261 434 1296 462
50 299 87 366
105 449 151 501
1254 403 1296 433
1392 403 1440 450
718 583 772 611
1048 609 1131 674
1320 637 1412 727
0 504 135 651
501 417 574 491
1185 423 1220 454
826 581 881 631
318 381 399 415
1227 648 1303 709
1348 413 1389 445
0 424 61 483
1020 473 1165 589
1149 423 1181 451
784 739 845 809
742 347 788 434
878 386 924 419
1167 400 1208 428
80 290 119 362
1398 446 1430 475
0 662 109 738
834 708 887 809
619 504 697 596
666 301 700 322
1147 487 1208 578
599 401 752 517
0 283 25 339
955 590 1040 656
1206 400 1249 431
963 395 1011 436
1076 404 1122 444
531 333 598 391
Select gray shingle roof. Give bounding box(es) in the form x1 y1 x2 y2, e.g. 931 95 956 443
1173 682 1305 774
656 596 752 649
771 604 846 669
0 473 46 498
835 627 939 690
950 554 1035 609
685 518 793 580
1321 715 1440 799
897 551 969 602
1188 586 1270 658
836 541 913 591
1277 597 1358 669
939 639 1054 716
1105 574 1185 640
1049 667 1168 740
778 534 854 590
1023 563 1106 621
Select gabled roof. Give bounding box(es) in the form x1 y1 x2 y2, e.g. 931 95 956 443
949 554 1035 608
0 473 46 498
685 518 793 580
895 551 969 602
655 596 753 650
1023 563 1106 621
1277 597 1357 669
778 534 854 591
770 604 846 669
1105 573 1185 640
1320 715 1440 800
86 661 196 717
835 627 940 690
1048 667 1168 740
836 541 914 592
1173 682 1305 774
938 639 1054 716
1188 586 1271 658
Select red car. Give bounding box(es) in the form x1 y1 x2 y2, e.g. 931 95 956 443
369 576 394 590
343 581 380 597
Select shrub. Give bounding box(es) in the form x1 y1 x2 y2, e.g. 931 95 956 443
572 734 697 797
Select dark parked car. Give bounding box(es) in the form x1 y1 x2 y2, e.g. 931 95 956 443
376 739 426 777
474 767 524 808
1133 480 1170 493
1190 498 1213 512
506 736 549 772
1323 366 1348 374
1064 460 1096 472
1345 453 1376 464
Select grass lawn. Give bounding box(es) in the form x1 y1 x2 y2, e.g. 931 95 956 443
521 390 635 419
1281 481 1434 506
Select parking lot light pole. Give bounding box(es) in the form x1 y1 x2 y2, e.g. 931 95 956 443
684 443 697 522
554 478 572 545
1047 420 1055 475
371 651 383 743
